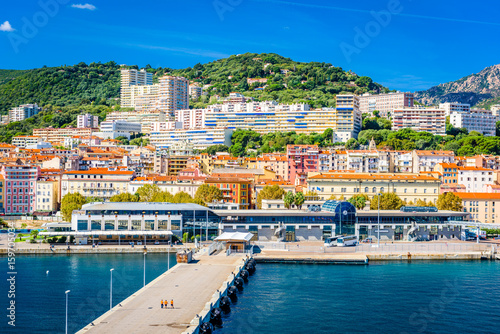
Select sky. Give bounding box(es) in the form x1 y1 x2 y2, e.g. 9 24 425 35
1 0 499 91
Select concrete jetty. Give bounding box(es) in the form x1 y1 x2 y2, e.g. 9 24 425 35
77 253 247 334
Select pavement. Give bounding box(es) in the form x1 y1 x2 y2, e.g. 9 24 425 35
77 253 246 334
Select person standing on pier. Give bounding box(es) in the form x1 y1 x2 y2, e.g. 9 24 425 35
171 299 174 309
161 299 164 309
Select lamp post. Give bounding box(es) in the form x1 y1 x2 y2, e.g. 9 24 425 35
65 290 70 334
109 268 114 310
377 193 381 247
143 251 147 287
167 235 171 270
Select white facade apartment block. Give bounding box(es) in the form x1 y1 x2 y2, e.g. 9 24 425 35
12 136 42 148
150 127 233 150
150 122 183 132
458 167 494 192
120 69 153 109
439 102 470 116
412 151 455 173
156 76 189 114
358 92 414 117
105 111 168 134
450 110 496 136
100 120 142 133
392 108 446 135
189 85 203 100
9 104 41 122
175 109 207 129
77 114 99 128
491 105 500 117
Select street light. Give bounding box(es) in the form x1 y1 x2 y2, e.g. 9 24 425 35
65 290 70 334
109 269 114 310
377 193 382 247
143 252 147 287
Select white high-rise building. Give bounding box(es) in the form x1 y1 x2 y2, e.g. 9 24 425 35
450 109 497 136
392 107 446 135
77 114 99 128
9 104 41 122
491 105 500 118
188 84 203 100
120 68 153 109
156 76 189 114
358 92 414 117
439 102 470 116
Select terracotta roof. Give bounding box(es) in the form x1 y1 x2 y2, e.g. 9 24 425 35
308 173 440 182
458 167 494 171
454 192 500 200
64 168 133 175
414 150 454 156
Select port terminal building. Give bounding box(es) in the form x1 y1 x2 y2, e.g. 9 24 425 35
43 202 470 244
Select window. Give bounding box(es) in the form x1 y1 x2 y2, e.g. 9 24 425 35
372 187 376 193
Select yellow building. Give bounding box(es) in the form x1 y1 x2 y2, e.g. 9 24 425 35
307 172 441 204
35 178 59 213
454 193 500 224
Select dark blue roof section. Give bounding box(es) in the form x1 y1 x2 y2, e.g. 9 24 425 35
322 201 356 215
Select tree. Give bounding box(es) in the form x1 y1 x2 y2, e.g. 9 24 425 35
110 193 139 202
61 193 86 222
415 199 428 207
348 194 369 209
152 190 174 202
284 191 295 209
136 184 161 202
195 184 223 204
257 185 285 209
30 229 39 240
85 196 103 204
436 192 463 212
370 193 404 210
345 138 360 150
173 191 194 203
294 192 305 209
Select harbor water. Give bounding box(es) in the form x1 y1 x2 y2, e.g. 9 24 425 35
1 253 176 333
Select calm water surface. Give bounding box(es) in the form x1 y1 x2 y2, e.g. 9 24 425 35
216 261 500 334
1 253 176 333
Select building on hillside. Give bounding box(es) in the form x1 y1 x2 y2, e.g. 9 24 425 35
12 136 42 148
358 92 414 117
454 192 500 224
150 127 233 151
96 120 142 139
439 102 470 116
77 114 99 128
0 165 40 214
307 172 441 204
9 104 42 122
244 155 289 181
33 127 98 143
204 176 252 209
412 150 455 173
458 167 495 192
61 168 135 200
450 109 497 136
35 178 58 213
105 110 168 134
462 155 500 170
332 150 393 173
434 163 460 186
392 107 446 135
188 84 203 100
156 76 189 113
333 94 362 142
120 69 153 109
175 109 206 129
287 145 320 185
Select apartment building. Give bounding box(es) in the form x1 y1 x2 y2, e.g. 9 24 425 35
105 110 168 134
454 192 500 224
333 95 362 142
189 84 203 100
9 104 42 122
439 102 470 116
458 167 495 192
33 127 98 143
197 154 242 175
307 172 441 204
35 178 58 213
244 155 289 181
61 168 135 200
175 109 206 129
287 145 320 185
450 109 496 136
412 150 455 173
0 165 40 214
99 120 142 134
462 155 500 170
491 105 500 117
12 136 43 148
204 176 252 209
149 127 233 151
120 69 153 108
156 76 189 113
434 163 459 185
392 107 446 135
332 150 392 173
77 114 99 128
358 92 414 117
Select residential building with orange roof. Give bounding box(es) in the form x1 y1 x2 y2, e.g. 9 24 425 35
61 168 135 200
453 192 500 223
458 166 495 192
204 176 252 209
12 135 43 148
287 145 320 185
412 150 455 173
0 165 40 214
332 150 393 173
35 177 59 213
434 162 460 186
307 172 440 204
244 155 289 181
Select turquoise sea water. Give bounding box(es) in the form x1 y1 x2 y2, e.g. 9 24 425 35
216 261 500 334
1 257 499 333
1 253 176 333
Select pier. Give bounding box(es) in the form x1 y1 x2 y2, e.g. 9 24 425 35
77 253 248 334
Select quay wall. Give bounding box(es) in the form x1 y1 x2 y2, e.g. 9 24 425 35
0 247 181 255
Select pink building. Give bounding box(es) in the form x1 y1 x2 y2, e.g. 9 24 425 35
287 145 319 185
1 165 40 214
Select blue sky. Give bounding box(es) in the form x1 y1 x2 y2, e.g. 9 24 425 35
1 0 499 91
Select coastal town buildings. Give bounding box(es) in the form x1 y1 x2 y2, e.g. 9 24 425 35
450 109 497 136
439 102 471 116
454 192 500 224
0 165 40 214
358 92 414 117
9 104 42 122
77 114 99 129
392 107 446 135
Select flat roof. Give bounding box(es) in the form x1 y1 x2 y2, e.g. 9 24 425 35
40 231 173 236
80 202 210 211
215 232 253 242
214 209 468 217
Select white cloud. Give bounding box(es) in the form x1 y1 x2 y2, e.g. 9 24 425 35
0 21 15 32
71 3 96 10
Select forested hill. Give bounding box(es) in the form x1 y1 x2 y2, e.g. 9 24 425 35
0 53 389 114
